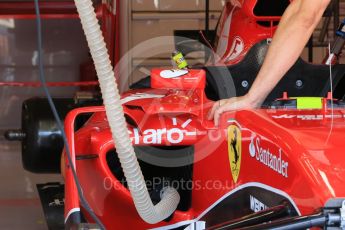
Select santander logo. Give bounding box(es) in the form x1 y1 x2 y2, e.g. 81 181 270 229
249 136 289 178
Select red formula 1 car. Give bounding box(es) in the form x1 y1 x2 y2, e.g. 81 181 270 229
5 0 345 229
62 69 345 230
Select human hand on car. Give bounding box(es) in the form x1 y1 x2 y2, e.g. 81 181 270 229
207 95 259 126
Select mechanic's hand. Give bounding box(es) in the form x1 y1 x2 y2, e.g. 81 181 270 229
207 95 258 126
228 0 243 7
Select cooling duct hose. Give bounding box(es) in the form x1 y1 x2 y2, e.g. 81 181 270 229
73 0 180 224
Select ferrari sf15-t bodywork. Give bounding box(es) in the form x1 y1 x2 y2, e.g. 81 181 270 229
6 0 345 229
62 68 345 229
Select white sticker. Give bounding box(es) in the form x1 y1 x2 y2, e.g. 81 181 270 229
160 69 188 79
225 36 244 62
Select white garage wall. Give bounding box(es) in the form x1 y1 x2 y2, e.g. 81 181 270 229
0 19 89 129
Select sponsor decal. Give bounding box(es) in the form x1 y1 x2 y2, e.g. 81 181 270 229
272 114 296 119
272 114 345 120
228 125 241 183
225 36 244 61
133 118 196 145
250 195 268 213
48 198 65 207
249 136 289 178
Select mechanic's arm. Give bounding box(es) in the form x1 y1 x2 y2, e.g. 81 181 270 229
208 0 330 126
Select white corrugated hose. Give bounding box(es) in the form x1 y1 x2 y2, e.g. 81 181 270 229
73 0 180 224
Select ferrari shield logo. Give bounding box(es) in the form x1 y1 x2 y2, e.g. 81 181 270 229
228 125 241 183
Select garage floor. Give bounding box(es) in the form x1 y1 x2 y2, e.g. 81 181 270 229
0 137 62 230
